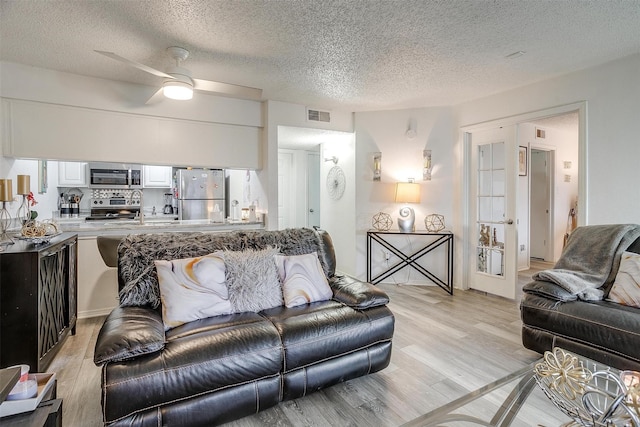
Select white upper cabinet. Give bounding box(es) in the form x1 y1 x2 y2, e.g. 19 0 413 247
58 162 87 187
143 165 173 188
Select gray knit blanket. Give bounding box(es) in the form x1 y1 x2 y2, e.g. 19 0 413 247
533 224 640 301
117 228 326 308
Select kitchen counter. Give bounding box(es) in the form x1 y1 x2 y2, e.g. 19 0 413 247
56 217 265 237
51 217 265 319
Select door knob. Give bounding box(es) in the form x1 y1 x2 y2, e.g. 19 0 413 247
506 219 514 224
309 209 314 213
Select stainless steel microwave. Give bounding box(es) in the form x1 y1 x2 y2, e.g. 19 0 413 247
88 163 143 189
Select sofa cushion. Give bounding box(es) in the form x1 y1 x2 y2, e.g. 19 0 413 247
94 306 166 365
118 228 330 308
329 274 390 309
155 252 232 330
261 301 395 372
101 312 283 424
522 280 578 302
607 251 640 308
520 294 640 364
224 247 283 312
275 252 332 308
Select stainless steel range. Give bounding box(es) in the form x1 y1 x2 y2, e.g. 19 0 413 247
86 189 142 221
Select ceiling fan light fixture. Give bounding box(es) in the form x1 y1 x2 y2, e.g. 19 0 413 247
163 80 193 100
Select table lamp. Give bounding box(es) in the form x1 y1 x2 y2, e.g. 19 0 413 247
395 181 421 232
16 174 31 224
0 179 14 244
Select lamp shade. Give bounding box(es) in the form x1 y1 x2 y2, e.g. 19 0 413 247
395 182 421 204
17 175 30 195
0 179 13 202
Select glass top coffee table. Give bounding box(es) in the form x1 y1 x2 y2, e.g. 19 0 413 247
401 349 640 427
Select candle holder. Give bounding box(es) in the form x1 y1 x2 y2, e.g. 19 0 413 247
16 194 31 225
0 201 14 245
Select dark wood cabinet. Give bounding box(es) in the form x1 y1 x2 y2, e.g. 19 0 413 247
0 233 78 371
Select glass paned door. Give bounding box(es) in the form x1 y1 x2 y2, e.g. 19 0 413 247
469 126 518 299
477 142 506 277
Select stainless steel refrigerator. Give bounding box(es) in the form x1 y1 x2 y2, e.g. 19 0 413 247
177 169 225 221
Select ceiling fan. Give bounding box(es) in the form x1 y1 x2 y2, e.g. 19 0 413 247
95 47 262 103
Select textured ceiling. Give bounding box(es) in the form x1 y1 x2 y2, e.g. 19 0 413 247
1 0 639 112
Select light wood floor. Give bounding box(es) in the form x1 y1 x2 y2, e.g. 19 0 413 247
50 266 558 426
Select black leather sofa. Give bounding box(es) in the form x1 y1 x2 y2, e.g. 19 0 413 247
520 235 640 371
93 228 395 426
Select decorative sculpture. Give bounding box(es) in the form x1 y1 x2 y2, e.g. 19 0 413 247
424 214 445 232
372 212 393 231
397 207 415 233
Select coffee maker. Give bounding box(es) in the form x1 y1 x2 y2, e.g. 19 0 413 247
163 193 174 215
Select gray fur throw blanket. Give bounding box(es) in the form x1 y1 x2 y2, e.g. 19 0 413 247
533 224 640 301
118 228 327 308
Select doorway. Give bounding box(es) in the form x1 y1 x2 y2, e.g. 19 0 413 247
462 103 585 298
530 148 553 260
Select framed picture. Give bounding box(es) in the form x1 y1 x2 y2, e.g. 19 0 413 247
518 146 528 176
38 160 48 193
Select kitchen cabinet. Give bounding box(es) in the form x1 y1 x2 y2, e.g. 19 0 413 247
4 99 261 169
0 234 78 371
58 161 87 187
143 165 173 188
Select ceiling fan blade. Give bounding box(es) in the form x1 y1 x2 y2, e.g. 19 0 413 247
193 78 262 101
95 50 174 79
145 87 165 105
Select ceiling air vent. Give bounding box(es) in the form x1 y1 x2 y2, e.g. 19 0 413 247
307 108 331 123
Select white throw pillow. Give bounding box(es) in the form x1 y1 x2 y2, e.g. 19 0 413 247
275 252 333 308
607 251 640 308
155 252 232 330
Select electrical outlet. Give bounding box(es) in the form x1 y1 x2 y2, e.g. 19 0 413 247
520 244 525 252
384 251 390 260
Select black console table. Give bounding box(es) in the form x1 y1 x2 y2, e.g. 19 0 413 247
0 233 78 372
366 230 454 295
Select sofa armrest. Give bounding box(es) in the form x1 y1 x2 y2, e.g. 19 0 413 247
522 280 578 302
94 306 166 365
329 275 389 309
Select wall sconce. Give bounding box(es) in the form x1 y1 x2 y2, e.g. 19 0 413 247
373 152 381 181
395 179 421 233
423 149 432 181
406 118 417 140
324 156 338 164
0 179 14 245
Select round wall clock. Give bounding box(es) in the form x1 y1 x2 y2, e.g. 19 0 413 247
326 165 346 200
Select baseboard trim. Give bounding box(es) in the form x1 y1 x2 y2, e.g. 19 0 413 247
79 307 115 319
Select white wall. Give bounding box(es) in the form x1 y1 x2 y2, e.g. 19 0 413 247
453 54 639 289
354 107 456 282
262 100 354 231
321 134 357 275
455 54 640 224
0 158 60 222
0 62 262 169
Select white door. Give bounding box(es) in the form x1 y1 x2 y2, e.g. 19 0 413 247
469 126 518 299
530 149 551 260
307 152 320 228
278 152 294 229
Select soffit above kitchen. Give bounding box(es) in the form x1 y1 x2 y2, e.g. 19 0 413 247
1 0 639 112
